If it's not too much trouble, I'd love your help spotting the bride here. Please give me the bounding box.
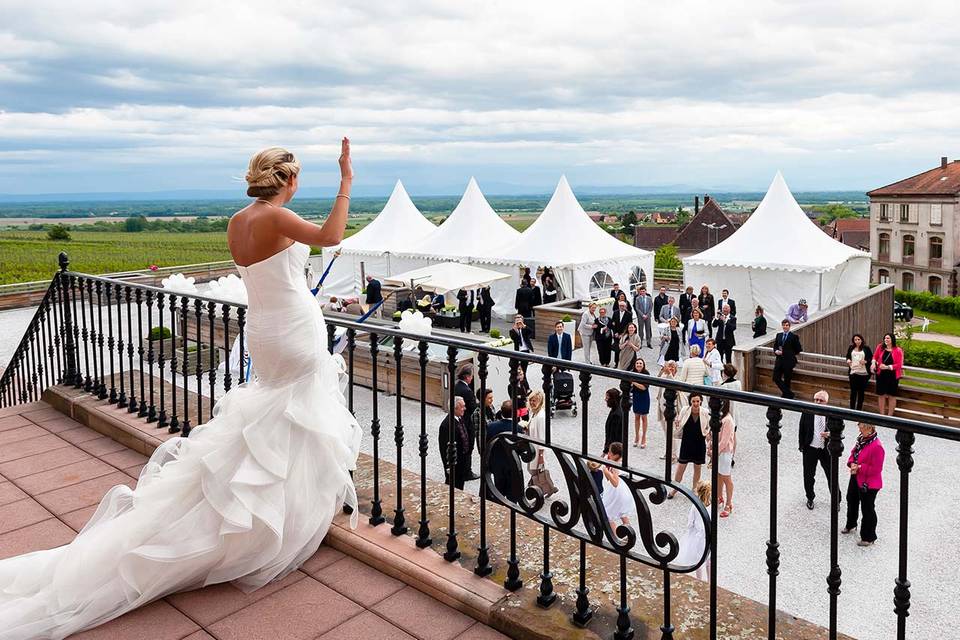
[0,140,361,640]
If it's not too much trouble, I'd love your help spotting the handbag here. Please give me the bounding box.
[528,464,558,497]
[703,374,712,386]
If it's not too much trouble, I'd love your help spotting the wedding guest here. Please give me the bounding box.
[578,302,599,364]
[872,333,903,416]
[508,366,532,420]
[720,364,743,466]
[656,361,687,462]
[846,334,873,410]
[752,305,768,338]
[365,274,383,305]
[601,443,632,532]
[456,288,475,333]
[654,286,669,322]
[472,387,496,447]
[713,400,736,517]
[530,277,543,309]
[658,316,682,366]
[698,286,716,338]
[614,290,632,312]
[713,304,736,364]
[703,338,723,385]
[618,322,642,371]
[633,285,654,348]
[486,415,519,503]
[594,306,614,367]
[717,288,737,318]
[525,390,547,480]
[609,282,623,301]
[678,344,709,386]
[509,315,534,374]
[686,308,707,356]
[630,357,651,448]
[476,286,494,333]
[438,397,470,489]
[798,390,834,510]
[659,296,681,324]
[679,286,695,342]
[454,365,479,480]
[495,399,514,421]
[611,299,633,365]
[773,319,802,399]
[603,388,624,454]
[547,320,573,362]
[670,393,710,498]
[843,422,886,547]
[786,298,809,324]
[542,270,559,304]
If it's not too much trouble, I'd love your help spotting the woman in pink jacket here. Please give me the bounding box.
[842,422,886,546]
[872,332,904,416]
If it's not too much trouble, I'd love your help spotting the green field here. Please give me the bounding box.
[915,311,960,337]
[0,230,235,285]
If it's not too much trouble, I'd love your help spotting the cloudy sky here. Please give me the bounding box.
[2,0,959,196]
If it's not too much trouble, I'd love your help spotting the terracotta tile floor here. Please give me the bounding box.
[0,402,509,640]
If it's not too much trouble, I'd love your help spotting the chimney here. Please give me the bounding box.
[694,196,700,215]
[942,156,949,169]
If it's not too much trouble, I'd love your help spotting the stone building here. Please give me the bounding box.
[867,157,960,295]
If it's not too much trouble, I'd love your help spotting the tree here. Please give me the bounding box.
[675,206,691,227]
[124,215,147,232]
[815,204,858,225]
[621,210,638,234]
[47,224,71,241]
[655,243,682,271]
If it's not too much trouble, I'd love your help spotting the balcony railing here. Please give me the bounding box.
[2,252,954,640]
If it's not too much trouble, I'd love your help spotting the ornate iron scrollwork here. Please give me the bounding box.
[484,432,711,573]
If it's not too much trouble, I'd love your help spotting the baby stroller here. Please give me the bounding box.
[550,369,578,417]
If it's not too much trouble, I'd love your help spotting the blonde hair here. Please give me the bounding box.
[528,389,545,413]
[689,344,701,357]
[245,147,301,198]
[695,480,711,506]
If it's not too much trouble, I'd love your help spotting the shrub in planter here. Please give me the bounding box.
[489,328,501,339]
[561,314,572,323]
[392,311,402,320]
[148,326,172,340]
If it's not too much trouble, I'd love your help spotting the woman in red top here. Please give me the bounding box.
[842,422,886,546]
[872,332,904,416]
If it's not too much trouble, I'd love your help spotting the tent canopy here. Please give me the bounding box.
[336,180,436,254]
[406,177,520,258]
[683,171,869,273]
[492,175,651,267]
[384,262,511,294]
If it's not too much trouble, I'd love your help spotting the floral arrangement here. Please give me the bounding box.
[160,273,198,294]
[484,336,513,348]
[207,274,248,306]
[398,309,433,336]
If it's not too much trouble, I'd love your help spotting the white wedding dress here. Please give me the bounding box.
[0,241,362,640]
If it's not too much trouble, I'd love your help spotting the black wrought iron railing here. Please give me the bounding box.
[1,252,953,640]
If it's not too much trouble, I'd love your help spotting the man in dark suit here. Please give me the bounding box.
[611,300,632,365]
[713,303,737,364]
[773,319,802,398]
[633,285,654,348]
[365,275,383,316]
[514,281,536,338]
[659,296,681,324]
[486,417,521,503]
[530,278,543,309]
[476,286,494,333]
[439,397,470,489]
[509,315,534,374]
[454,365,479,480]
[547,321,573,362]
[718,289,737,319]
[609,283,622,300]
[798,390,839,510]
[456,288,474,333]
[653,286,669,323]
[679,286,694,342]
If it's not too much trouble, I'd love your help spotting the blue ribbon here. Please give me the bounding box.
[310,252,339,296]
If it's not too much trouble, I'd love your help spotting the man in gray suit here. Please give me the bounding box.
[633,285,654,349]
[659,295,681,324]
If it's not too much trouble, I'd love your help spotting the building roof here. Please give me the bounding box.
[829,218,871,234]
[633,225,680,250]
[673,197,739,252]
[867,159,960,197]
[841,231,870,251]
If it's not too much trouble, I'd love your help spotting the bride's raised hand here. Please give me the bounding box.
[339,137,353,182]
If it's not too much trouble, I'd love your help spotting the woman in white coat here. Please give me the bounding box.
[678,344,709,386]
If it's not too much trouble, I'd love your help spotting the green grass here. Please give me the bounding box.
[915,311,960,337]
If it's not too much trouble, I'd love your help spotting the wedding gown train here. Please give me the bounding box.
[0,241,362,640]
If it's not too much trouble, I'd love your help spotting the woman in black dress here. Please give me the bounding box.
[507,366,532,419]
[659,316,682,365]
[594,307,614,367]
[542,270,559,304]
[751,305,767,338]
[669,392,710,498]
[872,332,904,416]
[603,387,625,454]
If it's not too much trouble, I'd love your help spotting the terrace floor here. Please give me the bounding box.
[0,402,508,640]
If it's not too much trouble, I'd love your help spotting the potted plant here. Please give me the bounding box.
[489,328,501,339]
[183,342,221,374]
[392,311,403,321]
[143,326,174,358]
[561,313,576,337]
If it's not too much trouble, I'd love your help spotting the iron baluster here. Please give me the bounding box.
[207,301,216,419]
[661,387,678,640]
[57,255,79,387]
[766,407,783,639]
[84,279,96,393]
[708,395,722,640]
[826,416,845,640]
[369,331,384,525]
[167,293,179,433]
[443,344,460,561]
[95,280,108,399]
[326,323,336,353]
[194,298,203,424]
[136,288,148,416]
[51,274,63,384]
[504,357,522,591]
[77,277,92,391]
[180,296,191,436]
[105,281,117,403]
[346,328,355,413]
[156,292,167,427]
[573,369,593,627]
[391,336,407,535]
[894,430,915,639]
[415,340,432,548]
[126,287,137,412]
[115,285,127,408]
[221,304,233,395]
[236,307,246,383]
[68,273,81,389]
[537,362,556,608]
[474,351,492,577]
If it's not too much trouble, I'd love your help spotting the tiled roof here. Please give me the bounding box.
[867,160,960,196]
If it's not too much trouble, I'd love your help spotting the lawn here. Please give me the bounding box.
[914,310,960,337]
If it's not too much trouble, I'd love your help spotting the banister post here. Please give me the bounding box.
[58,252,79,387]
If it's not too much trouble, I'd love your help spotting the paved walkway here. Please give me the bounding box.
[0,403,507,640]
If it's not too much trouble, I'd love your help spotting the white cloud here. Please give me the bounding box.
[1,0,959,193]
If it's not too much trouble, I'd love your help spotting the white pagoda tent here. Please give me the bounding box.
[489,175,655,309]
[320,180,436,297]
[682,172,871,323]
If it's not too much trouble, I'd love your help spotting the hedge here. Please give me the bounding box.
[902,340,960,372]
[895,290,960,319]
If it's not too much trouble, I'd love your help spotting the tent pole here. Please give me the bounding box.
[818,272,823,311]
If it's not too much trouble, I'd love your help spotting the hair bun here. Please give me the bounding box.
[245,147,300,198]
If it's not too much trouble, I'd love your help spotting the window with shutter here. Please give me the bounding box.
[931,203,943,225]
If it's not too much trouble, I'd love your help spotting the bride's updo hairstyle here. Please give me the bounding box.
[245,147,301,198]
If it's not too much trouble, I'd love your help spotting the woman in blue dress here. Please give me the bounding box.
[687,308,707,357]
[631,357,651,448]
